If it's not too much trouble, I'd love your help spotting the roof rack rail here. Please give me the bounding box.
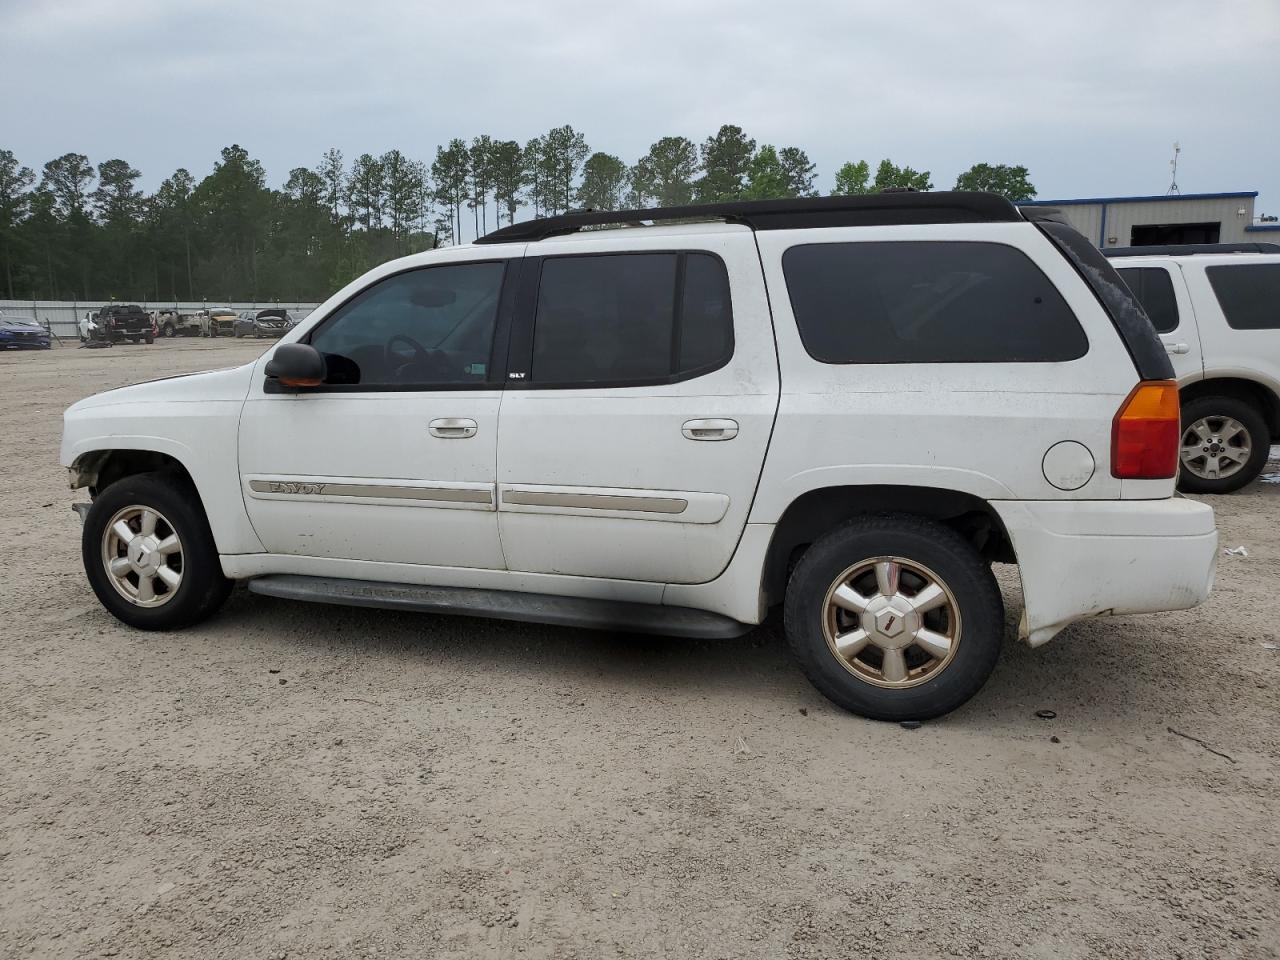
[1102,242,1280,258]
[474,192,1022,245]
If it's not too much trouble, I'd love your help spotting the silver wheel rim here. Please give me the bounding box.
[101,505,184,608]
[1180,416,1251,481]
[822,556,962,689]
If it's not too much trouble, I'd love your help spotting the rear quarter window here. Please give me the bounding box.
[1206,263,1280,330]
[782,240,1088,364]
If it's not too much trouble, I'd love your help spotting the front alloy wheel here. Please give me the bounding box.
[82,471,232,629]
[101,505,184,607]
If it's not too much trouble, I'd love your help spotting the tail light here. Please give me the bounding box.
[1111,380,1180,479]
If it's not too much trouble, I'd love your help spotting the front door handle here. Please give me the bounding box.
[429,418,478,439]
[1163,341,1190,355]
[682,418,739,441]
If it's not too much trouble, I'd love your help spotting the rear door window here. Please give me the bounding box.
[1117,267,1180,334]
[529,252,734,386]
[782,240,1088,363]
[1206,263,1280,329]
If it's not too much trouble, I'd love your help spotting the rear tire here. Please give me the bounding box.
[162,323,175,338]
[82,471,232,630]
[783,514,1004,721]
[144,333,154,345]
[1177,395,1269,494]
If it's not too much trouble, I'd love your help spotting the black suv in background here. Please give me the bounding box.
[94,304,154,344]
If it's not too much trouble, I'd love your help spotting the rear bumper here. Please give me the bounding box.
[992,497,1217,647]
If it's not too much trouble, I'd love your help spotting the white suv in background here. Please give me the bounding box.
[1110,246,1280,492]
[60,194,1218,721]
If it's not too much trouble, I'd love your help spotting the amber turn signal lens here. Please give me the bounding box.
[278,376,324,388]
[1111,380,1180,479]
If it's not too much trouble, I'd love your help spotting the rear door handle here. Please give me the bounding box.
[429,418,478,439]
[682,418,739,441]
[1163,341,1190,355]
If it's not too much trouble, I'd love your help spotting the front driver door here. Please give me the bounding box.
[239,255,518,569]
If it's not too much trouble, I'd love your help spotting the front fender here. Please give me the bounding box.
[62,403,263,557]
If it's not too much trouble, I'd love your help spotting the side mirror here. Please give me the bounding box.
[265,343,327,388]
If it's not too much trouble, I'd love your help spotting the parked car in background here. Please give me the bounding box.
[79,312,103,343]
[1108,247,1280,493]
[0,312,51,349]
[234,308,294,339]
[197,308,238,338]
[154,308,202,338]
[93,304,153,344]
[61,193,1218,722]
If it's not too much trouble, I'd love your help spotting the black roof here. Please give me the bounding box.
[474,192,1022,245]
[1103,242,1280,258]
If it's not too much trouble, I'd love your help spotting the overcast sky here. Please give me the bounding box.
[5,0,1278,224]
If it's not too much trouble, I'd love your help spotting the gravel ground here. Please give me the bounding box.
[2,339,1278,960]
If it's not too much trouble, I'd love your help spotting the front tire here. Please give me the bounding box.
[82,471,232,630]
[1177,396,1269,494]
[783,514,1004,721]
[163,323,176,338]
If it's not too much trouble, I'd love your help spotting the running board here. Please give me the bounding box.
[245,575,751,640]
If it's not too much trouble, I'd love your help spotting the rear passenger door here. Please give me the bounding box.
[1115,264,1204,383]
[494,230,778,585]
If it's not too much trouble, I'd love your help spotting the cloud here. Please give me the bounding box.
[4,0,1278,213]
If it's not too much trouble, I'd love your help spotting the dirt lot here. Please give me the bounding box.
[2,339,1277,960]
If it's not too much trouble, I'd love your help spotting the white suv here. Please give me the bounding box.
[60,194,1218,721]
[1108,246,1280,493]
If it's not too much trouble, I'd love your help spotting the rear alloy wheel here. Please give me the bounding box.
[784,514,1004,721]
[83,471,232,630]
[1177,396,1269,494]
[820,557,961,687]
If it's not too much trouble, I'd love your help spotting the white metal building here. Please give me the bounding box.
[1021,191,1280,250]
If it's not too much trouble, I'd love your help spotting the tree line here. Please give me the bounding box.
[0,124,1036,302]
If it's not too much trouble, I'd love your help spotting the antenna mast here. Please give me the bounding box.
[1166,142,1181,196]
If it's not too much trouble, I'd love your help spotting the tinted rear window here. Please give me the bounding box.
[531,252,733,385]
[1117,267,1180,334]
[1207,264,1280,330]
[782,241,1088,364]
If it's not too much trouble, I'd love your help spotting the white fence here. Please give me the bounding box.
[0,300,321,339]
